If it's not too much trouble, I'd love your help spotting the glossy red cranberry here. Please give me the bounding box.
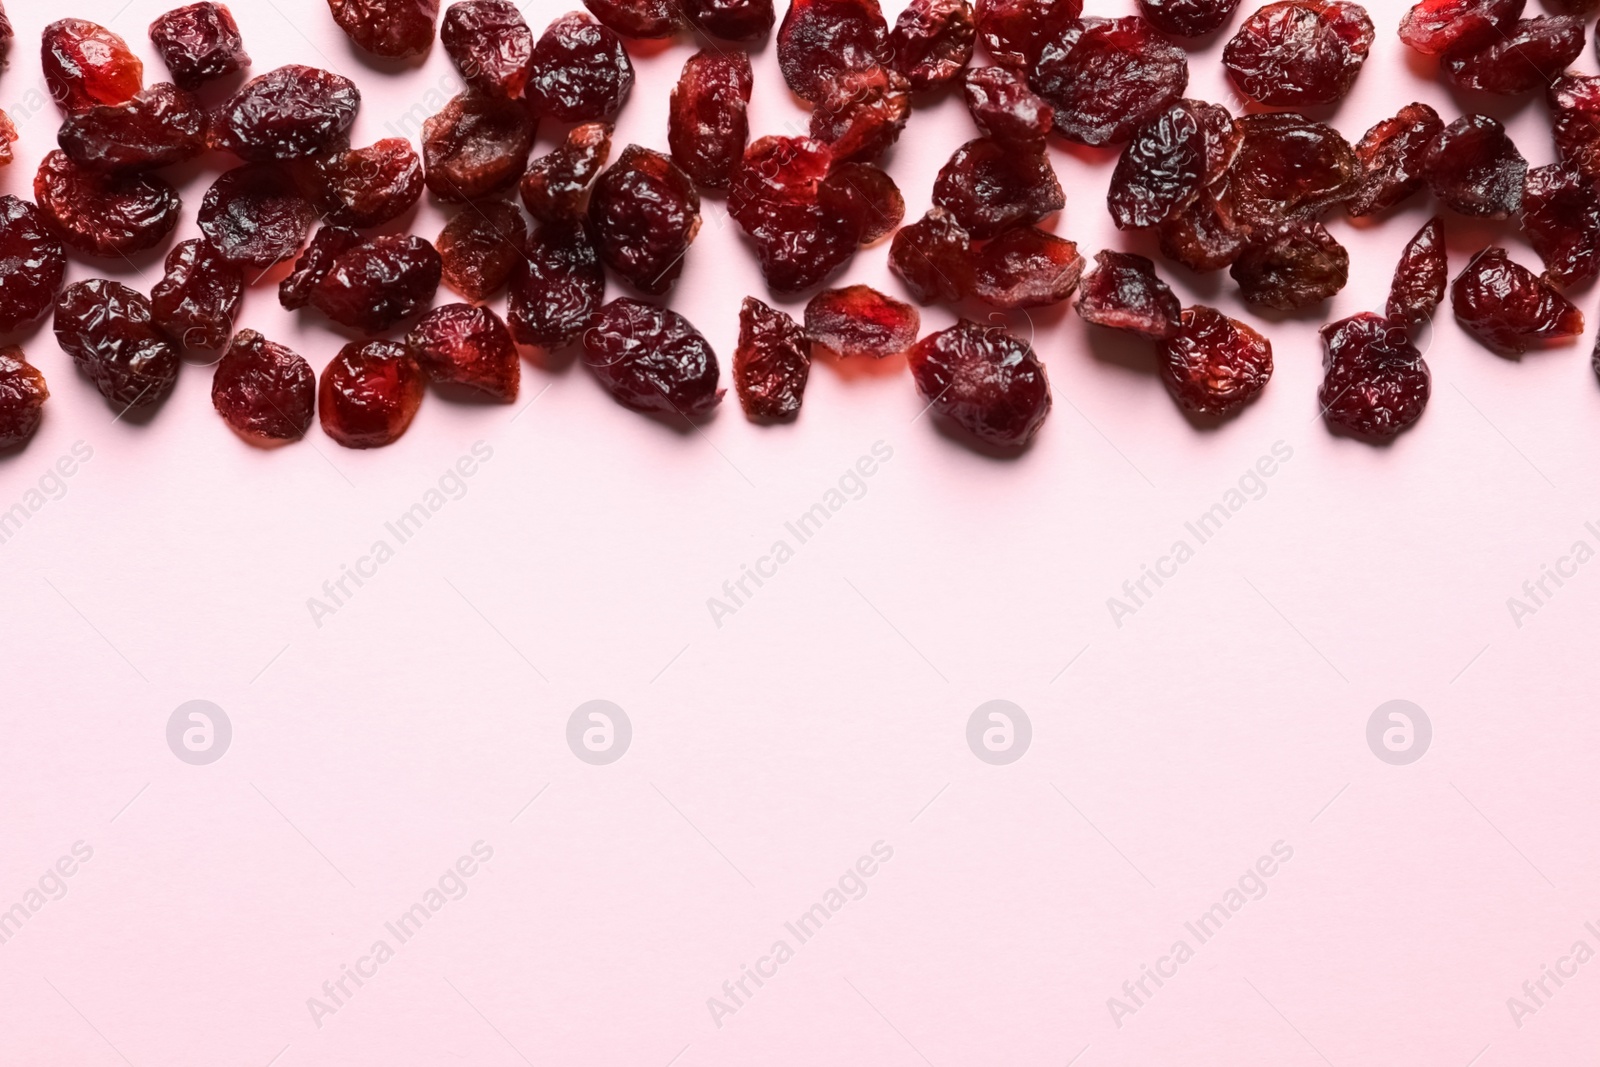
[1522,165,1600,290]
[682,0,775,39]
[442,1,534,96]
[319,341,427,448]
[311,235,443,334]
[932,137,1062,239]
[407,303,519,400]
[1108,98,1237,230]
[1398,0,1523,55]
[778,0,888,103]
[583,299,723,417]
[1075,251,1180,339]
[669,51,752,191]
[963,67,1052,146]
[1319,313,1429,439]
[734,297,810,421]
[907,320,1051,448]
[54,280,180,408]
[1232,220,1348,311]
[1551,75,1600,180]
[805,285,920,358]
[326,0,439,58]
[889,0,975,91]
[149,3,249,90]
[422,92,535,202]
[199,164,316,269]
[1452,247,1583,356]
[1158,306,1271,417]
[0,347,47,448]
[1159,179,1249,273]
[151,239,244,352]
[522,122,612,221]
[0,197,68,333]
[1222,1,1374,107]
[819,162,905,244]
[583,0,683,37]
[1347,103,1442,217]
[1137,0,1241,35]
[1231,113,1358,226]
[437,201,527,302]
[212,331,316,444]
[58,84,206,172]
[971,227,1083,309]
[889,207,972,304]
[1424,115,1526,220]
[1440,16,1583,95]
[34,151,180,258]
[508,221,605,349]
[525,12,634,122]
[728,136,856,292]
[311,140,424,228]
[974,0,1080,72]
[1031,16,1188,147]
[588,145,701,294]
[810,67,910,164]
[280,226,365,311]
[210,66,360,162]
[43,19,143,115]
[1386,217,1446,328]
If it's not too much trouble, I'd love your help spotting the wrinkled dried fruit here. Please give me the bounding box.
[54,280,179,407]
[0,4,9,60]
[1347,103,1442,217]
[319,341,426,448]
[149,3,249,90]
[1030,16,1189,147]
[889,0,975,91]
[437,201,527,301]
[971,227,1082,309]
[509,220,605,348]
[1136,0,1241,36]
[1158,179,1249,272]
[889,207,972,303]
[778,0,888,102]
[311,140,424,228]
[152,239,244,351]
[1108,98,1236,230]
[35,151,180,258]
[407,303,519,400]
[1440,16,1582,96]
[805,285,919,358]
[327,0,439,57]
[932,137,1063,239]
[669,51,752,191]
[1075,250,1180,339]
[280,225,364,311]
[0,347,46,448]
[1522,165,1600,290]
[312,235,443,334]
[199,163,316,268]
[1158,306,1271,416]
[1232,220,1348,311]
[683,0,775,39]
[442,1,534,96]
[734,297,809,420]
[521,122,612,221]
[1386,216,1446,328]
[212,330,315,443]
[525,12,634,122]
[819,163,904,244]
[1222,1,1373,107]
[810,67,910,164]
[422,92,535,202]
[0,198,67,333]
[0,110,14,166]
[1452,247,1583,355]
[1550,75,1600,180]
[963,67,1052,146]
[975,0,1081,72]
[1398,0,1522,56]
[583,0,683,37]
[1231,113,1358,227]
[907,320,1050,447]
[210,66,360,162]
[729,136,856,292]
[583,299,723,416]
[58,84,206,172]
[43,19,143,115]
[1424,115,1525,220]
[589,145,701,294]
[1318,312,1429,438]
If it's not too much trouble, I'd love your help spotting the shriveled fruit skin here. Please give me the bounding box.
[976,0,1081,72]
[932,137,1062,239]
[734,297,809,420]
[508,221,605,349]
[1230,113,1358,227]
[522,122,612,221]
[1159,180,1250,272]
[442,1,534,96]
[199,164,316,269]
[0,347,47,448]
[1347,103,1442,217]
[151,239,244,351]
[1424,115,1525,220]
[777,0,888,103]
[1107,98,1235,231]
[1030,16,1189,147]
[889,208,972,303]
[212,330,315,443]
[319,341,426,448]
[963,67,1052,147]
[1158,306,1271,416]
[326,0,440,58]
[280,225,365,311]
[1550,75,1600,180]
[683,0,775,39]
[54,280,179,408]
[148,3,249,90]
[971,227,1083,309]
[1232,220,1348,311]
[311,140,424,228]
[1440,16,1582,96]
[889,0,976,91]
[805,285,920,358]
[58,84,206,172]
[589,145,701,295]
[1137,0,1241,36]
[1318,313,1429,439]
[0,110,15,166]
[1398,0,1523,55]
[810,67,910,164]
[1075,251,1180,339]
[422,92,535,202]
[582,299,723,417]
[1521,165,1600,290]
[0,197,68,333]
[210,66,360,162]
[437,201,527,302]
[669,51,752,191]
[907,320,1050,448]
[406,303,519,400]
[728,136,856,293]
[312,235,443,334]
[1386,217,1446,328]
[819,163,904,244]
[525,12,634,122]
[583,0,683,38]
[43,19,143,115]
[1222,0,1374,107]
[1451,247,1583,356]
[34,151,180,258]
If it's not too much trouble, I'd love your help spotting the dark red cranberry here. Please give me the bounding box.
[1550,75,1600,180]
[1231,113,1358,227]
[889,0,976,91]
[280,226,365,311]
[1158,306,1271,417]
[682,0,775,39]
[210,66,360,162]
[58,84,206,172]
[1075,251,1180,339]
[407,303,519,401]
[583,0,684,37]
[889,208,972,303]
[932,137,1062,239]
[54,280,179,408]
[1347,103,1443,217]
[588,145,701,295]
[311,235,443,334]
[1222,1,1374,107]
[1522,165,1600,290]
[0,347,47,448]
[1108,98,1236,230]
[582,299,723,417]
[734,297,809,420]
[1319,313,1429,439]
[0,197,68,333]
[963,67,1052,146]
[1232,220,1349,311]
[810,67,911,164]
[43,19,143,115]
[311,140,425,228]
[422,92,536,202]
[212,331,316,444]
[975,0,1080,72]
[525,12,634,122]
[326,0,439,57]
[1386,217,1446,329]
[819,163,905,244]
[319,341,427,448]
[1136,0,1241,36]
[805,285,920,358]
[907,320,1051,448]
[152,239,244,351]
[442,1,534,96]
[521,122,612,221]
[1440,16,1583,96]
[1398,0,1523,56]
[728,136,857,292]
[1159,179,1250,273]
[149,3,249,90]
[669,51,752,191]
[509,221,605,349]
[437,201,527,302]
[1030,16,1189,147]
[971,227,1083,309]
[1424,115,1526,220]
[199,164,316,269]
[34,151,180,258]
[777,0,888,103]
[1451,247,1583,356]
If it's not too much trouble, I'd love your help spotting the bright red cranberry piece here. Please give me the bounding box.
[588,145,701,295]
[437,201,527,302]
[583,299,723,418]
[1231,113,1358,227]
[778,0,888,102]
[805,285,920,358]
[1550,75,1600,181]
[525,12,634,122]
[522,122,612,222]
[199,163,316,269]
[1319,313,1429,439]
[508,221,605,349]
[1398,0,1524,56]
[1522,165,1600,290]
[311,140,424,228]
[1452,247,1583,356]
[0,347,46,448]
[422,92,536,202]
[1425,115,1526,220]
[583,0,684,37]
[1031,16,1189,147]
[54,280,179,408]
[442,1,534,96]
[43,19,143,115]
[151,239,244,352]
[683,0,775,39]
[963,67,1052,146]
[889,207,972,304]
[149,4,249,90]
[1347,103,1442,217]
[319,341,427,448]
[932,137,1062,239]
[907,320,1051,448]
[1137,0,1241,36]
[312,235,443,335]
[1076,251,1180,339]
[971,227,1083,309]
[1223,1,1373,107]
[407,303,519,401]
[1159,179,1250,273]
[1441,16,1583,96]
[212,331,316,444]
[1232,220,1348,311]
[975,0,1081,71]
[819,164,905,247]
[210,66,360,162]
[1108,98,1236,230]
[0,197,67,333]
[889,0,976,91]
[1386,216,1446,329]
[669,51,752,191]
[280,226,365,311]
[34,151,180,258]
[810,67,911,165]
[1158,306,1271,417]
[734,297,810,421]
[58,84,206,173]
[326,0,439,57]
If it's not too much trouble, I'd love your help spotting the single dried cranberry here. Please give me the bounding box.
[319,341,427,448]
[312,235,443,334]
[437,201,527,301]
[810,67,911,164]
[932,137,1063,239]
[1232,220,1348,310]
[422,92,536,202]
[729,136,832,227]
[1318,313,1429,439]
[819,163,905,244]
[0,347,47,448]
[326,0,439,57]
[54,280,179,408]
[583,299,723,417]
[971,227,1083,309]
[805,285,920,358]
[729,137,856,292]
[199,164,316,269]
[683,0,775,39]
[975,0,1081,71]
[1550,75,1600,181]
[1347,103,1442,217]
[1522,165,1600,290]
[734,297,809,420]
[1424,115,1526,220]
[1158,179,1250,272]
[151,239,244,351]
[1386,216,1446,328]
[58,84,206,173]
[1222,1,1373,107]
[407,303,519,400]
[588,145,701,295]
[0,5,12,64]
[149,3,249,90]
[280,226,365,311]
[210,66,360,162]
[669,51,752,191]
[1230,113,1358,227]
[34,151,180,258]
[1440,16,1583,96]
[442,1,534,96]
[907,320,1051,448]
[889,0,975,91]
[889,208,972,303]
[778,0,888,103]
[0,198,67,333]
[521,122,612,221]
[1075,251,1180,339]
[212,331,316,444]
[963,67,1052,146]
[1108,99,1236,231]
[43,19,143,115]
[1398,0,1524,56]
[1158,306,1271,417]
[311,140,424,228]
[1030,16,1188,147]
[1451,247,1583,356]
[525,12,634,122]
[509,221,605,349]
[583,0,684,37]
[1136,0,1241,36]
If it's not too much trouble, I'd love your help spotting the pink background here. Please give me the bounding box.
[3,0,1600,1063]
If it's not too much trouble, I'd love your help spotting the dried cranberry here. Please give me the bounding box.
[810,67,910,164]
[1318,313,1429,439]
[212,331,315,444]
[311,140,424,228]
[525,12,634,122]
[889,207,972,303]
[43,19,143,115]
[1521,165,1600,290]
[0,347,46,448]
[1452,247,1583,356]
[734,297,809,420]
[0,198,67,333]
[521,122,612,221]
[963,67,1052,146]
[422,92,535,202]
[1440,16,1583,96]
[442,1,534,96]
[907,320,1050,448]
[1108,99,1235,231]
[669,51,752,191]
[0,110,15,167]
[280,226,365,311]
[1551,75,1600,181]
[805,285,919,358]
[0,5,12,64]
[583,299,723,417]
[1158,179,1249,272]
[1231,113,1358,227]
[778,0,888,103]
[151,239,243,352]
[889,0,975,91]
[683,0,774,39]
[407,303,519,401]
[975,0,1080,71]
[508,221,605,349]
[1424,115,1526,220]
[1232,220,1347,311]
[971,227,1083,309]
[1386,216,1446,328]
[1222,1,1373,107]
[1347,103,1442,217]
[583,0,684,37]
[1136,0,1241,36]
[57,84,206,174]
[437,201,527,301]
[588,145,701,294]
[54,280,180,408]
[199,164,316,269]
[932,137,1062,239]
[312,235,443,334]
[729,137,856,292]
[1030,16,1188,147]
[35,151,180,258]
[1398,0,1524,56]
[210,66,360,162]
[319,341,426,448]
[819,163,904,244]
[1158,306,1271,417]
[326,0,439,58]
[149,3,249,90]
[1075,251,1180,339]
